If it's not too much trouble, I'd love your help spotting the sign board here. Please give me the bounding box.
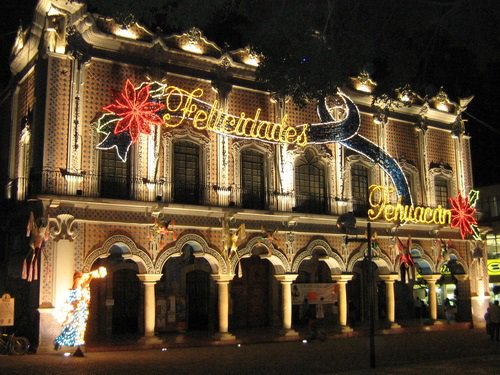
[487,259,500,276]
[0,293,14,326]
[292,283,338,305]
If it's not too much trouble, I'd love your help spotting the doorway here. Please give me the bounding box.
[112,268,139,335]
[186,270,209,330]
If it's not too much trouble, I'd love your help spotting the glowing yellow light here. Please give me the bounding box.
[356,83,372,93]
[161,85,309,146]
[114,27,138,40]
[435,102,450,112]
[368,185,451,225]
[243,55,259,67]
[181,42,203,54]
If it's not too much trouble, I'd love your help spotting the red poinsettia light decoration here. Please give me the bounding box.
[448,192,477,240]
[103,79,165,143]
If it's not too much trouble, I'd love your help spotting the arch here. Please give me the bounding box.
[83,234,153,274]
[155,233,227,274]
[232,140,275,206]
[232,235,289,274]
[291,239,346,274]
[428,165,455,207]
[409,243,434,274]
[437,248,469,275]
[399,160,421,205]
[347,245,393,274]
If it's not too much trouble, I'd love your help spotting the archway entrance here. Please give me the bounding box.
[231,255,271,328]
[293,253,335,326]
[157,244,215,332]
[112,268,140,334]
[186,270,209,330]
[350,259,380,325]
[87,251,141,342]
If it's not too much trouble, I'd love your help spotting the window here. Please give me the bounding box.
[351,164,368,215]
[173,140,200,204]
[403,171,416,204]
[434,177,449,207]
[100,148,130,199]
[241,149,265,209]
[487,234,500,259]
[294,150,327,213]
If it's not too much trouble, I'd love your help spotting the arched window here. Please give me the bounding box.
[173,140,200,204]
[294,149,327,214]
[434,176,449,207]
[351,164,369,215]
[241,149,266,209]
[100,148,130,199]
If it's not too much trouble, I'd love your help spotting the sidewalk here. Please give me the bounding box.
[85,319,473,352]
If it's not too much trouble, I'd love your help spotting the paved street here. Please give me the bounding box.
[1,327,499,374]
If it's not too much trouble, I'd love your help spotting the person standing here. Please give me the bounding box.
[489,300,500,341]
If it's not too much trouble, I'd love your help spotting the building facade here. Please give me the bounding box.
[4,0,489,352]
[477,184,500,302]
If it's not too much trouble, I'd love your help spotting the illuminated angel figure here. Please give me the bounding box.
[396,236,414,284]
[54,267,107,351]
[223,222,246,259]
[150,216,177,243]
[259,226,279,255]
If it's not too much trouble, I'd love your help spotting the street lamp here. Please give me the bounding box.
[337,213,375,369]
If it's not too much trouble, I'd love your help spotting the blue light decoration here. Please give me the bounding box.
[54,287,90,347]
[91,80,412,205]
[309,93,412,205]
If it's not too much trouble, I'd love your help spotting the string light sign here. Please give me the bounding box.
[368,185,480,240]
[93,79,412,204]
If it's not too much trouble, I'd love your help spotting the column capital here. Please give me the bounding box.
[379,273,399,282]
[332,274,354,283]
[274,274,298,283]
[454,274,468,282]
[422,274,441,284]
[212,274,235,283]
[137,274,163,283]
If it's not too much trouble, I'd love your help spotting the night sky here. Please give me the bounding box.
[1,0,499,188]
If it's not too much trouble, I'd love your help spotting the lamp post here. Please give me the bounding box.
[337,214,375,369]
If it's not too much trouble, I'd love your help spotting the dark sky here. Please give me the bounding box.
[1,0,499,188]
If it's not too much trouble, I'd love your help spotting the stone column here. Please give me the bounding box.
[275,274,299,336]
[212,274,236,340]
[423,274,441,323]
[137,274,163,344]
[379,274,400,328]
[332,274,354,333]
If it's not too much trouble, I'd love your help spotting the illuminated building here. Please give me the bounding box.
[4,0,489,352]
[477,185,500,303]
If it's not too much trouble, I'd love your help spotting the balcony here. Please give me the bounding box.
[11,169,365,217]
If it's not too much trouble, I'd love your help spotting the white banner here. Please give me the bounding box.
[292,283,338,305]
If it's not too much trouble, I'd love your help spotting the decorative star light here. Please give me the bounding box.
[104,79,165,142]
[95,80,165,161]
[448,191,479,240]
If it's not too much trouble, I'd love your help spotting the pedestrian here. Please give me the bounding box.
[414,297,422,319]
[301,298,309,325]
[444,298,453,324]
[484,306,492,339]
[489,300,500,341]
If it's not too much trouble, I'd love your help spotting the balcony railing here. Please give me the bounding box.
[12,169,365,216]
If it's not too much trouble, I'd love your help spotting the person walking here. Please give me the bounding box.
[489,300,500,341]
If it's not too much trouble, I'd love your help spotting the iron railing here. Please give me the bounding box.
[13,169,366,217]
